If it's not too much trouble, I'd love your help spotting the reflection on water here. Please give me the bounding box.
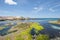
[39,21,60,38]
[0,26,12,36]
[51,25,60,30]
[0,21,17,36]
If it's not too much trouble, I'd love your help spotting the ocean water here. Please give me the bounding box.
[23,18,59,22]
[29,18,59,20]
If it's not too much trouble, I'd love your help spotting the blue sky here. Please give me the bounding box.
[0,0,60,18]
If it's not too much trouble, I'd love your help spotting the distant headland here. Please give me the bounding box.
[0,16,30,21]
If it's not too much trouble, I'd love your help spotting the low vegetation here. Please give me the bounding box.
[1,22,49,40]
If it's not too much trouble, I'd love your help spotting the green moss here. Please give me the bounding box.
[0,25,8,30]
[14,22,45,40]
[0,27,3,30]
[36,34,49,40]
[30,22,44,30]
[5,36,11,40]
[15,28,32,40]
[5,22,46,40]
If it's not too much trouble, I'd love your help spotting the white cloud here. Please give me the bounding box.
[31,7,44,14]
[5,0,17,5]
[49,8,55,12]
[37,7,43,11]
[33,7,38,10]
[49,3,60,12]
[33,7,43,12]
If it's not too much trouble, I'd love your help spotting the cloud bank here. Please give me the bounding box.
[5,0,17,5]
